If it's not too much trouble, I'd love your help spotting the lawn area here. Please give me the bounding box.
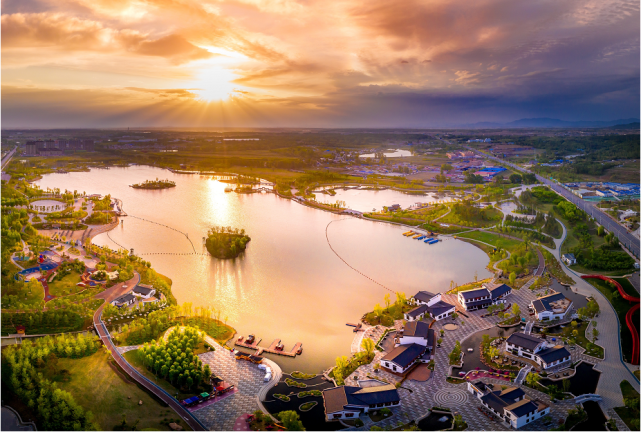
[585,278,640,363]
[439,207,503,228]
[547,321,604,358]
[614,380,640,431]
[541,250,574,285]
[48,270,84,297]
[52,351,189,431]
[455,231,522,252]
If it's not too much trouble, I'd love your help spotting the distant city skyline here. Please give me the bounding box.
[1,0,639,127]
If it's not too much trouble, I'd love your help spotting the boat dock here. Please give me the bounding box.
[346,322,363,332]
[234,335,303,358]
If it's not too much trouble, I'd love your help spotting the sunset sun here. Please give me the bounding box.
[192,67,237,101]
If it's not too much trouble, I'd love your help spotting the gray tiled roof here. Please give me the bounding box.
[506,332,542,351]
[381,343,425,368]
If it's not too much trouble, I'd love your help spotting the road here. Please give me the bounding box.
[463,145,640,257]
[1,146,17,170]
[92,272,206,431]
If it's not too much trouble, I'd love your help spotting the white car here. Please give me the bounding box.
[467,348,474,353]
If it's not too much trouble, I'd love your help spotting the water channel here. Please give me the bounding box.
[35,166,493,372]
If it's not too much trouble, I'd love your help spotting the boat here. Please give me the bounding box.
[224,187,233,192]
[297,344,303,355]
[427,239,439,244]
[275,343,284,351]
[402,231,413,236]
[416,236,426,240]
[246,334,255,344]
[412,234,422,239]
[423,238,434,243]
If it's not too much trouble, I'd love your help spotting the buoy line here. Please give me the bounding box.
[325,219,396,293]
[127,215,196,253]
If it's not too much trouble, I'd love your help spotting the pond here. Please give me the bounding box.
[359,149,412,158]
[452,326,522,374]
[35,166,493,373]
[417,411,453,431]
[318,188,451,212]
[574,401,606,431]
[30,199,66,212]
[263,375,342,431]
[539,362,600,396]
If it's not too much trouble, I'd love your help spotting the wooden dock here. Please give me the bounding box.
[234,335,302,358]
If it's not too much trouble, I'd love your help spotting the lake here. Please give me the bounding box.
[35,166,492,372]
[317,188,453,212]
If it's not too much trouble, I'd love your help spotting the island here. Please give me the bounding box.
[130,179,176,189]
[205,226,251,259]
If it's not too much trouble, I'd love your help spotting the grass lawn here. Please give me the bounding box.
[439,207,503,228]
[614,380,640,431]
[585,278,640,363]
[52,351,189,431]
[48,270,83,296]
[547,322,604,358]
[541,250,574,285]
[455,231,522,252]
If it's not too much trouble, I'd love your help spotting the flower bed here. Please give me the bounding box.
[297,390,322,398]
[285,378,307,388]
[273,394,290,402]
[291,371,316,380]
[299,401,318,412]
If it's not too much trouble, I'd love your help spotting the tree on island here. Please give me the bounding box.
[205,226,251,259]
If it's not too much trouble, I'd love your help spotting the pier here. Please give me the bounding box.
[234,335,303,358]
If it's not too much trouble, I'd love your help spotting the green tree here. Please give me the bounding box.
[525,372,540,387]
[278,411,305,431]
[562,379,570,393]
[384,293,391,310]
[597,225,605,236]
[361,338,375,360]
[512,303,520,317]
[509,272,516,285]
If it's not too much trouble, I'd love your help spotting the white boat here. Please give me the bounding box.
[224,187,233,193]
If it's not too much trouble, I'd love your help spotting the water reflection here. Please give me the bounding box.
[35,166,492,372]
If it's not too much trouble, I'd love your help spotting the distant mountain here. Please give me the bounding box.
[607,122,640,130]
[462,117,640,129]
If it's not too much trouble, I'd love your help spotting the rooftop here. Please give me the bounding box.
[403,320,430,339]
[413,291,439,303]
[506,332,543,351]
[381,343,425,368]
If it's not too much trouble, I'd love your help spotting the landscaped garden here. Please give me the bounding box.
[438,200,503,228]
[546,320,604,358]
[584,277,640,363]
[614,380,640,431]
[364,292,412,326]
[330,338,376,385]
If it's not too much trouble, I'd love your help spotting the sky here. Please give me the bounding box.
[1,0,640,128]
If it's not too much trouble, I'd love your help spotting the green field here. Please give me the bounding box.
[53,351,188,431]
[455,231,522,251]
[48,270,84,297]
[585,278,640,363]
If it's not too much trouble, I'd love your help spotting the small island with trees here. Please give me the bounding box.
[205,226,251,259]
[130,179,176,189]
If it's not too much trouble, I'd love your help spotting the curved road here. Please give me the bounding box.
[92,272,206,431]
[463,145,640,257]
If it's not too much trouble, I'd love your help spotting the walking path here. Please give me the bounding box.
[92,272,207,431]
[540,219,639,409]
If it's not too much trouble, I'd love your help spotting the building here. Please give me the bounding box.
[380,321,435,374]
[322,384,400,420]
[133,284,156,299]
[406,291,455,321]
[111,293,136,308]
[561,253,577,265]
[457,283,512,311]
[530,292,573,321]
[505,332,571,370]
[467,381,550,429]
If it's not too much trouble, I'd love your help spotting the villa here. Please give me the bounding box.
[561,254,577,265]
[133,284,156,299]
[457,283,513,311]
[380,321,435,374]
[529,292,573,321]
[505,332,571,370]
[111,293,136,308]
[322,384,400,420]
[467,381,550,429]
[406,291,455,321]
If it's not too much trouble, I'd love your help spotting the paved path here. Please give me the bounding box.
[91,273,207,432]
[540,219,639,409]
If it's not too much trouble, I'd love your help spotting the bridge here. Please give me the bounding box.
[572,394,602,404]
[514,365,532,384]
